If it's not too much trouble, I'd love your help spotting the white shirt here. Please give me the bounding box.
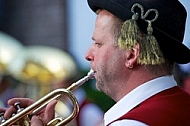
[104,75,177,126]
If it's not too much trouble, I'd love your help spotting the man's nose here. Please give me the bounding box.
[85,47,94,61]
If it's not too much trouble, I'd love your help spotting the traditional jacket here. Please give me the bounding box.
[110,86,190,126]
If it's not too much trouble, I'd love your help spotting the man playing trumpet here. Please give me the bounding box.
[1,0,190,125]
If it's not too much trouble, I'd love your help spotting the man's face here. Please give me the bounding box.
[85,10,127,99]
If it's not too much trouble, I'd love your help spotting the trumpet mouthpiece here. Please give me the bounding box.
[87,69,95,79]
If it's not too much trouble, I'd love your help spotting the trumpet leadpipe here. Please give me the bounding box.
[67,69,95,91]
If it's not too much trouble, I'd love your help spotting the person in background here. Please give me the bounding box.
[1,0,190,126]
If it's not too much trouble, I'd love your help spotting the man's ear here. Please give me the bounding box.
[125,43,140,68]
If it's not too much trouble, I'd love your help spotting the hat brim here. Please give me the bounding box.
[158,35,190,64]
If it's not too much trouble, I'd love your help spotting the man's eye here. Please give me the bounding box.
[95,43,101,47]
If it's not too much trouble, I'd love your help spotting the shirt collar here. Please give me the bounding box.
[104,75,177,125]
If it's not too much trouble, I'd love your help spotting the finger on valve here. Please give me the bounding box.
[2,98,34,119]
[7,98,34,107]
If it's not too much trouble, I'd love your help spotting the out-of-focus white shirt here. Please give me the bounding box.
[104,75,177,126]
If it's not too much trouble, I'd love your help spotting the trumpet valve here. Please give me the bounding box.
[13,102,31,126]
[14,102,24,113]
[0,113,6,123]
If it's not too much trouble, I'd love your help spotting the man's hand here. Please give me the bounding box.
[0,98,57,126]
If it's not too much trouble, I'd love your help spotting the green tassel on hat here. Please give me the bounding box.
[138,8,165,65]
[118,13,141,50]
[138,21,165,65]
[118,3,165,65]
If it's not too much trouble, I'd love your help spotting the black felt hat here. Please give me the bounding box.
[87,0,190,64]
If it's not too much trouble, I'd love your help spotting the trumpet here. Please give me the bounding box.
[0,69,95,126]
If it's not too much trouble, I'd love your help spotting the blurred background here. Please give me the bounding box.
[0,0,189,125]
[0,1,114,125]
